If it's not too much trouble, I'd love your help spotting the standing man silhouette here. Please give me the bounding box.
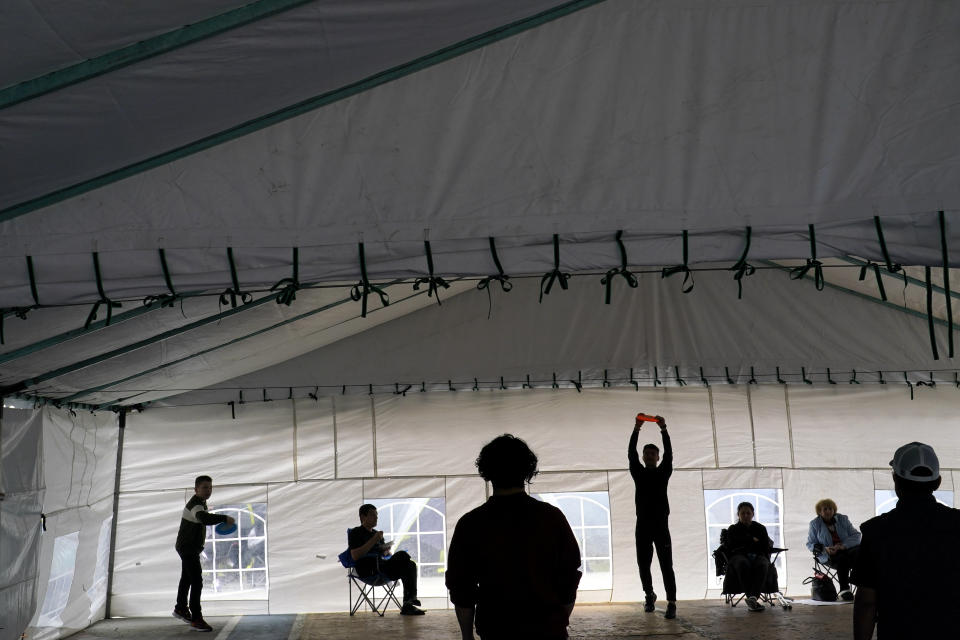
[628,414,677,619]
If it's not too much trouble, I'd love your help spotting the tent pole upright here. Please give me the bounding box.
[105,408,126,619]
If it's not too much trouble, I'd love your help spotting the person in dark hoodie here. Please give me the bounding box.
[853,442,960,640]
[446,434,582,640]
[173,475,234,632]
[628,414,677,619]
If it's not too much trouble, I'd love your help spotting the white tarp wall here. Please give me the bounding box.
[0,409,43,640]
[13,408,119,640]
[113,384,960,614]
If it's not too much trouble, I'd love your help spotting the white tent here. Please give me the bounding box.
[2,1,960,638]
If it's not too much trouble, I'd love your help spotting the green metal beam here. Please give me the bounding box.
[0,296,193,366]
[836,255,960,302]
[0,0,315,110]
[0,0,609,224]
[72,281,419,407]
[759,260,955,329]
[0,291,284,397]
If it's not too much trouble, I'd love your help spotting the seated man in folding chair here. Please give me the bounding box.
[349,504,424,615]
[724,501,774,612]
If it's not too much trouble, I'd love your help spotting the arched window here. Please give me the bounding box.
[534,492,613,590]
[875,489,953,515]
[202,504,268,596]
[704,489,784,589]
[368,497,447,597]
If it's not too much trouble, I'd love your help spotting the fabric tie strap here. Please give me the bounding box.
[219,247,252,308]
[602,230,639,304]
[540,234,570,302]
[270,248,301,306]
[661,230,694,293]
[412,240,450,304]
[350,242,390,317]
[85,252,122,329]
[729,226,755,299]
[789,224,824,290]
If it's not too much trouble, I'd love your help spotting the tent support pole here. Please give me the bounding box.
[105,408,126,619]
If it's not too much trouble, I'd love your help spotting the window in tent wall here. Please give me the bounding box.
[367,498,447,597]
[532,492,613,590]
[37,531,79,627]
[874,490,953,515]
[703,489,784,589]
[203,504,268,598]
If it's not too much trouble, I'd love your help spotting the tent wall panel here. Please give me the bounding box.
[749,386,793,468]
[710,387,753,468]
[109,490,186,617]
[107,385,960,614]
[294,398,336,481]
[791,385,960,468]
[332,395,375,479]
[267,480,362,614]
[0,409,43,640]
[22,408,117,640]
[121,402,294,492]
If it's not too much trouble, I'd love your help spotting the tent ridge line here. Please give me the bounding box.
[0,0,609,224]
[0,0,316,111]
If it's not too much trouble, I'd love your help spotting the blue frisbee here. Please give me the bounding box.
[215,521,237,536]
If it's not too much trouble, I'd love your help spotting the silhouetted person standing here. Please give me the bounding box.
[852,442,960,640]
[446,434,582,640]
[628,414,677,619]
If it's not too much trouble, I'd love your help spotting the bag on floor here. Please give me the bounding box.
[803,573,837,602]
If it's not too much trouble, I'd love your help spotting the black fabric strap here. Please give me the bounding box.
[789,224,824,290]
[26,255,39,305]
[729,227,755,299]
[413,240,450,304]
[540,234,570,302]
[662,230,694,293]
[602,230,639,303]
[858,261,887,301]
[270,247,301,306]
[926,265,940,360]
[85,252,122,329]
[940,211,953,357]
[219,247,252,308]
[349,243,390,318]
[143,248,180,307]
[477,237,512,318]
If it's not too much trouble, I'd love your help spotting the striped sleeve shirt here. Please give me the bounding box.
[175,494,228,553]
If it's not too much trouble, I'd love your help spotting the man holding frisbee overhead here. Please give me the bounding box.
[174,475,234,632]
[629,413,677,619]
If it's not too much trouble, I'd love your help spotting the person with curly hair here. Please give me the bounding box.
[805,498,860,600]
[446,434,582,640]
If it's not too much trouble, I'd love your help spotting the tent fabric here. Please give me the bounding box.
[0,0,582,214]
[2,1,960,311]
[0,409,43,640]
[111,384,960,616]
[161,269,956,408]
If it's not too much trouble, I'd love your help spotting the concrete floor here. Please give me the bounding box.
[62,601,866,640]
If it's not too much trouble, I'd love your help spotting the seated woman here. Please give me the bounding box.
[725,501,774,612]
[805,498,860,600]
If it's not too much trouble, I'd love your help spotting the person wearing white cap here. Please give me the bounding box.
[852,442,960,640]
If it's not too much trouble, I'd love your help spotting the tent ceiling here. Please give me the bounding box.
[2,1,960,408]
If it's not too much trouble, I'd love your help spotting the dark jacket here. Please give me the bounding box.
[175,495,228,554]
[446,492,582,639]
[852,494,960,638]
[628,429,673,518]
[724,521,772,556]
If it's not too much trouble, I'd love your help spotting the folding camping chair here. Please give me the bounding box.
[713,529,793,610]
[808,544,854,600]
[338,534,402,616]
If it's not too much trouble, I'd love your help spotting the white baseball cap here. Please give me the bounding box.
[890,442,940,481]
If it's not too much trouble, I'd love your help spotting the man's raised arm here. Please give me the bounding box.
[658,417,673,474]
[628,419,641,470]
